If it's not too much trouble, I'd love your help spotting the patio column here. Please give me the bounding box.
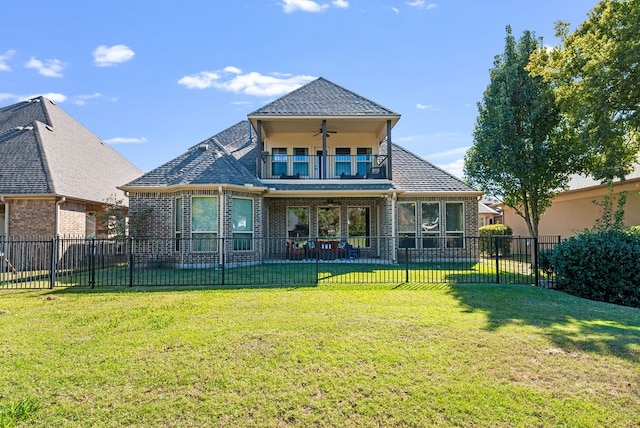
[322,120,327,179]
[386,119,392,180]
[256,120,262,178]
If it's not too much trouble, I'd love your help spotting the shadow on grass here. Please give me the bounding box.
[447,284,640,362]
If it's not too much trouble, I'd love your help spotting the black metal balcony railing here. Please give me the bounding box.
[260,154,388,180]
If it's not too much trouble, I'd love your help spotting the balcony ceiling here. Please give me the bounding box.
[250,117,398,141]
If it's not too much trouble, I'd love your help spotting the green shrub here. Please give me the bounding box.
[479,224,513,257]
[550,230,640,308]
[629,225,640,235]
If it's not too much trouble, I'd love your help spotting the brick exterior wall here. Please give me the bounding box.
[7,199,56,238]
[58,201,87,237]
[129,191,480,265]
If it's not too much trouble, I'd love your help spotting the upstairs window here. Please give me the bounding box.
[272,148,287,176]
[292,148,309,176]
[335,148,351,176]
[356,148,372,176]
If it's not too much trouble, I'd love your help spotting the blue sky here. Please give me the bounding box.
[1,0,598,177]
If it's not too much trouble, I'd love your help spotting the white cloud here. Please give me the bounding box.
[92,44,135,67]
[416,103,440,111]
[280,0,329,13]
[0,93,14,101]
[25,57,66,78]
[406,1,437,9]
[0,50,16,72]
[21,92,68,103]
[73,92,103,106]
[178,71,221,89]
[428,146,470,159]
[105,137,148,145]
[390,7,399,14]
[437,158,465,179]
[332,0,348,8]
[179,67,316,97]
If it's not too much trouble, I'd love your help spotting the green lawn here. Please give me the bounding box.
[1,283,638,427]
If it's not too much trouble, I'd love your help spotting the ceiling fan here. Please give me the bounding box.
[313,128,337,137]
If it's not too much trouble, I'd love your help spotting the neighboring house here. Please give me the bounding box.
[501,164,640,238]
[0,97,143,238]
[478,200,502,227]
[121,78,481,264]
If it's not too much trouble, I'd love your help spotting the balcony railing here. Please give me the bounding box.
[260,154,388,180]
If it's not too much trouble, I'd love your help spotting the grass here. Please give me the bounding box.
[0,283,638,427]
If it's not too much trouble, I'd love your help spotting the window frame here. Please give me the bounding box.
[335,147,351,176]
[190,196,218,253]
[292,147,309,177]
[175,197,182,251]
[272,147,288,176]
[445,201,465,249]
[232,197,254,251]
[421,201,440,249]
[317,206,341,238]
[397,201,417,248]
[347,206,371,248]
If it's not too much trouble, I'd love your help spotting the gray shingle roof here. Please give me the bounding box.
[0,97,143,202]
[124,121,262,188]
[385,142,477,193]
[249,77,399,117]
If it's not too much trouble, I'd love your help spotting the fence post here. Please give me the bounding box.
[495,236,500,284]
[221,237,225,286]
[405,244,409,283]
[315,238,319,285]
[533,236,539,286]
[129,236,134,287]
[90,237,96,289]
[49,235,58,289]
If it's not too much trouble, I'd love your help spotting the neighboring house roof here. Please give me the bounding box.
[0,97,142,203]
[248,77,400,117]
[565,161,640,192]
[479,201,501,215]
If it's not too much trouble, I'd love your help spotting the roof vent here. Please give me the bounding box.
[198,144,209,151]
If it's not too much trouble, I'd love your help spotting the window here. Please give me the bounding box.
[232,198,253,250]
[292,148,309,176]
[445,202,464,248]
[398,202,416,248]
[421,202,440,248]
[272,148,287,176]
[191,196,217,252]
[287,207,310,240]
[318,206,341,238]
[175,198,182,251]
[85,213,96,239]
[356,148,372,176]
[348,207,370,247]
[335,148,351,176]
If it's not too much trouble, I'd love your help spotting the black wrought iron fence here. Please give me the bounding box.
[0,235,560,289]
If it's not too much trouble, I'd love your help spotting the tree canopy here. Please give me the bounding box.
[529,0,640,180]
[464,26,575,237]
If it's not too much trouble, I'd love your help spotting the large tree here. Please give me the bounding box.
[529,0,640,180]
[464,26,577,238]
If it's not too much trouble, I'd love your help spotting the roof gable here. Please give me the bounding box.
[248,77,399,117]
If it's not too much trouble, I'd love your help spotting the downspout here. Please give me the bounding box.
[218,186,224,266]
[55,197,66,236]
[0,196,8,238]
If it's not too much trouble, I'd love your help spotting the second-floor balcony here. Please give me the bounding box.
[260,153,388,180]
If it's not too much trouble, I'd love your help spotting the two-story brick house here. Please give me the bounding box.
[121,78,481,265]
